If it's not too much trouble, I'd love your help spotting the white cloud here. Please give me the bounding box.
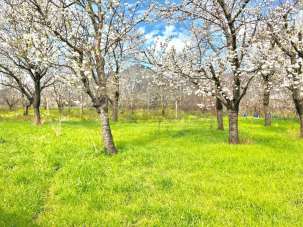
[296,10,303,28]
[144,24,191,53]
[163,25,175,37]
[137,26,145,35]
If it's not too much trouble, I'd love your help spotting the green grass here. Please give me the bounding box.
[0,109,303,226]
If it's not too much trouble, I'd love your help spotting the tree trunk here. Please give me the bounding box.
[300,114,303,138]
[22,95,32,116]
[228,110,239,144]
[80,103,84,118]
[175,99,179,119]
[130,98,134,114]
[68,92,72,114]
[161,106,165,117]
[292,89,303,138]
[24,104,30,116]
[264,104,271,127]
[45,98,50,116]
[97,105,117,154]
[34,104,41,125]
[263,89,271,127]
[112,91,119,122]
[160,91,165,117]
[216,98,224,130]
[147,91,150,114]
[161,95,165,117]
[80,60,117,154]
[33,82,41,125]
[80,93,84,118]
[7,103,14,111]
[58,104,64,116]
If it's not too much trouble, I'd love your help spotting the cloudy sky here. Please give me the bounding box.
[140,22,191,52]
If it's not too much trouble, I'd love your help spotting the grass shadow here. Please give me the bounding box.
[0,209,39,227]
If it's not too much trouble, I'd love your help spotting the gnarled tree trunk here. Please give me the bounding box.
[228,109,239,144]
[97,104,117,154]
[33,81,41,125]
[33,103,41,125]
[216,98,224,130]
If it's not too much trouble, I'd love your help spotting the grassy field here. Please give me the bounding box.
[0,109,303,226]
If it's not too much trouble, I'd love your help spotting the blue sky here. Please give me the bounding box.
[135,0,294,53]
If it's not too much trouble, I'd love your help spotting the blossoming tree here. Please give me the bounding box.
[23,0,152,153]
[267,1,303,137]
[0,1,58,124]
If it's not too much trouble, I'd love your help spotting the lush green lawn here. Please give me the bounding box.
[0,110,303,226]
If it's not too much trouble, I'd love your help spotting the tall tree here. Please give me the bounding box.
[267,1,303,137]
[108,33,143,122]
[0,2,57,124]
[251,37,279,127]
[25,0,152,153]
[158,0,264,143]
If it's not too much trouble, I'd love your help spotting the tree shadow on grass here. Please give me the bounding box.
[47,119,302,154]
[51,120,99,128]
[236,127,303,152]
[0,209,39,227]
[118,123,302,154]
[117,127,228,152]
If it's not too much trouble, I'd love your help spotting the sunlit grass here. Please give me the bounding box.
[0,109,303,226]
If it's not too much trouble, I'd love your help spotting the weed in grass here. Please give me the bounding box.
[0,137,5,144]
